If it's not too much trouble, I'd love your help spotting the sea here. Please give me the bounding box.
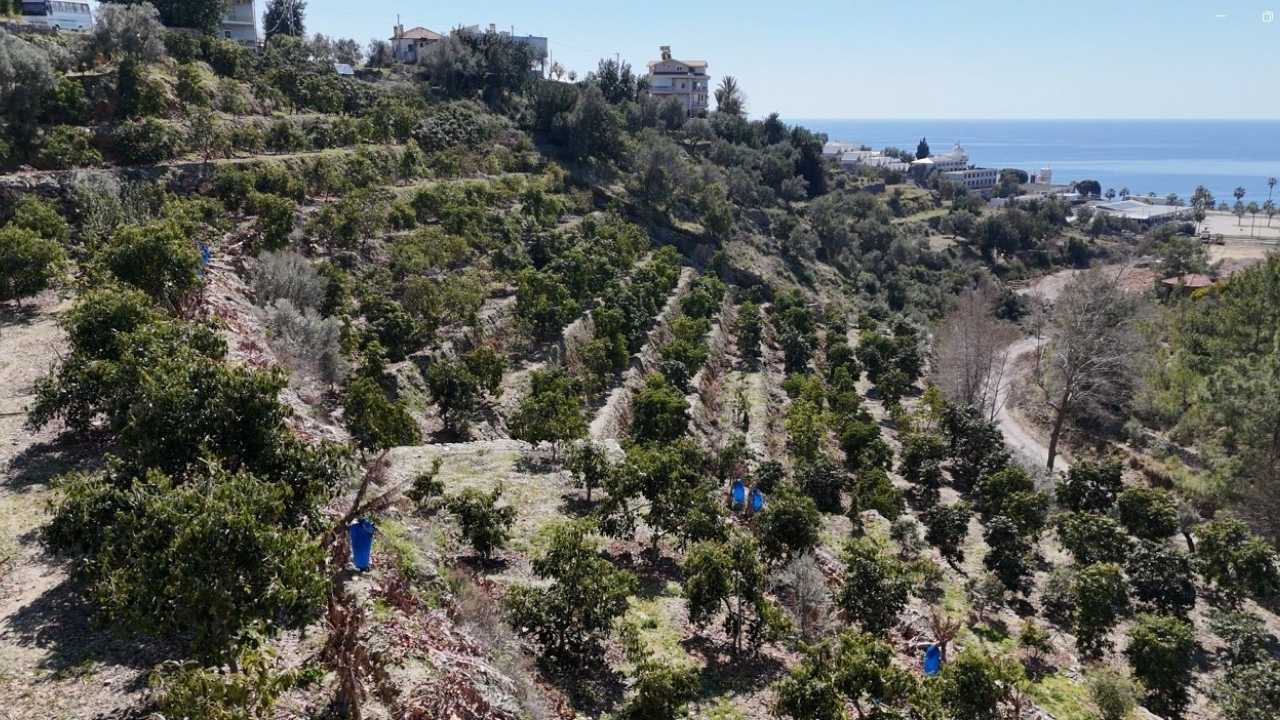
[792,119,1280,206]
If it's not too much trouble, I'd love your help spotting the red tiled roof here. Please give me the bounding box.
[394,27,443,41]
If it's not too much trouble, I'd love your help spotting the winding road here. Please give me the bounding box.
[993,336,1069,473]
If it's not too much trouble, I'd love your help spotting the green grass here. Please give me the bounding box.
[1027,673,1095,720]
[616,595,696,674]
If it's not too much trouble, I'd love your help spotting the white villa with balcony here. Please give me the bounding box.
[646,46,708,116]
[220,0,258,47]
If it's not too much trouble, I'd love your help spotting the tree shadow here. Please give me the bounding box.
[5,433,105,491]
[537,655,627,715]
[0,302,40,329]
[558,492,596,518]
[606,548,683,599]
[5,572,178,686]
[684,635,787,695]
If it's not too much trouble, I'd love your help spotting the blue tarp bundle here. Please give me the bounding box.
[923,644,941,676]
[731,479,746,509]
[349,518,375,571]
[749,487,765,513]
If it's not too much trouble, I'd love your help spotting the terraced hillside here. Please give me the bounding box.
[2,10,1277,720]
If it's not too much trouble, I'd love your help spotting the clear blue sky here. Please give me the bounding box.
[297,0,1278,119]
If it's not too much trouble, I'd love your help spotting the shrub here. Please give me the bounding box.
[685,531,790,655]
[36,125,102,169]
[755,484,821,564]
[175,62,212,106]
[1073,562,1130,657]
[0,226,65,306]
[1126,540,1196,616]
[8,196,68,243]
[342,376,421,452]
[41,76,89,125]
[503,519,637,663]
[631,373,689,444]
[96,220,202,306]
[923,501,971,567]
[1056,457,1123,512]
[1055,512,1131,566]
[115,53,165,118]
[150,648,297,720]
[1117,486,1179,540]
[266,299,346,385]
[267,117,307,152]
[249,192,297,250]
[773,629,919,720]
[253,250,327,310]
[509,369,587,447]
[44,462,330,663]
[736,301,763,360]
[113,118,181,164]
[838,537,913,632]
[1196,516,1280,604]
[1215,658,1280,720]
[1085,667,1138,720]
[448,486,516,561]
[86,3,167,61]
[1125,613,1196,719]
[413,103,493,152]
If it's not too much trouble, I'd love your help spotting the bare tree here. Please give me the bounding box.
[1032,269,1144,471]
[931,285,1020,421]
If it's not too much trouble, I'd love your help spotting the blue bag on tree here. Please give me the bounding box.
[731,479,746,509]
[923,644,942,676]
[749,487,765,513]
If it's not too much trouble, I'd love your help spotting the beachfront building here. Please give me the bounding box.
[911,143,970,175]
[1092,198,1195,225]
[219,0,259,47]
[823,141,857,159]
[646,46,709,116]
[390,23,445,64]
[943,167,999,191]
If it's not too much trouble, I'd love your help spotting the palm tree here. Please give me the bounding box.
[714,76,745,117]
[1233,187,1248,226]
[1264,200,1276,228]
[1247,201,1260,236]
[1119,187,1130,199]
[1267,177,1277,206]
[1105,188,1116,200]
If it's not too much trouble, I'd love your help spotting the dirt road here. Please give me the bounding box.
[994,337,1069,473]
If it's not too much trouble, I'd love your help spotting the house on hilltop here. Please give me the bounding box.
[390,23,444,64]
[221,0,258,47]
[646,46,709,116]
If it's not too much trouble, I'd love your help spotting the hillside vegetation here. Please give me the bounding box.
[1,6,1278,720]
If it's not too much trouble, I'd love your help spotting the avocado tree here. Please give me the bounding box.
[838,538,914,633]
[0,225,65,307]
[685,531,789,655]
[448,485,516,561]
[1125,613,1196,719]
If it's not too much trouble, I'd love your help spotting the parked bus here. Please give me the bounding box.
[21,1,94,32]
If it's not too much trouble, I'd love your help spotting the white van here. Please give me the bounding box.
[21,1,95,32]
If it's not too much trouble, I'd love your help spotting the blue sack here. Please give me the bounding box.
[349,518,375,571]
[923,644,941,676]
[731,479,746,508]
[749,488,764,513]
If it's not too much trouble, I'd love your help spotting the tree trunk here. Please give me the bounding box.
[1182,529,1196,553]
[1046,392,1071,472]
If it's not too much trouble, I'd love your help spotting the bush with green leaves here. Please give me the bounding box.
[8,195,69,243]
[1055,511,1131,566]
[736,301,763,361]
[95,219,202,307]
[564,442,611,503]
[938,647,1026,720]
[1126,539,1197,616]
[847,466,905,524]
[448,486,517,561]
[36,125,103,169]
[150,647,299,720]
[425,347,505,435]
[1195,516,1280,604]
[773,629,919,720]
[1215,657,1280,720]
[44,461,330,663]
[899,431,946,508]
[838,537,913,632]
[631,373,690,444]
[0,225,65,306]
[1085,667,1139,720]
[983,515,1035,594]
[1125,613,1196,719]
[941,404,1010,492]
[113,117,181,164]
[249,192,297,251]
[1073,562,1131,657]
[1056,457,1124,512]
[509,368,587,447]
[600,440,718,550]
[175,62,212,106]
[685,531,790,655]
[754,484,821,564]
[503,519,637,663]
[343,375,421,452]
[1117,486,1179,541]
[923,501,971,567]
[412,103,494,152]
[361,297,421,362]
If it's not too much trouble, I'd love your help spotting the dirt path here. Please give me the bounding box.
[993,337,1068,472]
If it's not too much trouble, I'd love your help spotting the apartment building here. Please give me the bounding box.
[220,0,258,47]
[646,46,709,116]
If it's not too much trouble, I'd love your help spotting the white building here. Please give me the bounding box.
[911,142,970,174]
[390,23,445,64]
[943,167,999,191]
[823,141,857,159]
[220,0,258,47]
[1092,199,1194,225]
[646,46,709,116]
[836,149,908,173]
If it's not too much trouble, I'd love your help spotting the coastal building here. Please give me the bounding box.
[220,0,259,47]
[390,23,445,64]
[1092,199,1194,225]
[459,24,550,75]
[835,149,909,173]
[646,46,709,116]
[823,141,857,159]
[910,143,970,175]
[943,167,999,191]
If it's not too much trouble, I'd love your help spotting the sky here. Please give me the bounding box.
[236,1,1280,118]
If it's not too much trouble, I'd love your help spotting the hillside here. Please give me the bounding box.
[2,8,1279,720]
